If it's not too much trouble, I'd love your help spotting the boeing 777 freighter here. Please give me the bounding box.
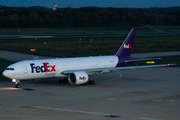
[3,28,175,88]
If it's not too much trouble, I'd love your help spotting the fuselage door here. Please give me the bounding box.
[22,65,28,78]
[23,66,28,74]
[23,65,28,75]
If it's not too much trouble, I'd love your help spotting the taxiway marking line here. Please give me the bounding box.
[163,101,166,120]
[107,100,118,119]
[0,103,163,120]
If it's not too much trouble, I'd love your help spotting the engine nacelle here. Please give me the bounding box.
[68,71,89,85]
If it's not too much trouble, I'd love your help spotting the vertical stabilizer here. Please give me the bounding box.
[116,28,137,57]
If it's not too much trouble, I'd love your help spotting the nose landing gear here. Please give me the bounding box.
[15,82,21,88]
[12,79,21,88]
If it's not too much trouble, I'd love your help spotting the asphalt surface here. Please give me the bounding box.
[0,50,180,62]
[0,67,179,120]
[0,51,180,120]
[0,32,180,39]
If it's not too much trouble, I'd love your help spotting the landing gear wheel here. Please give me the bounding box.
[15,84,21,88]
[59,79,63,83]
[59,78,68,83]
[91,80,95,85]
[86,80,95,85]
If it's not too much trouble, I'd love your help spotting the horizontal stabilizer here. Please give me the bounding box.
[33,57,40,60]
[124,58,161,62]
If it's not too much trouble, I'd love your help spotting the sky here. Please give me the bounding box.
[1,0,180,8]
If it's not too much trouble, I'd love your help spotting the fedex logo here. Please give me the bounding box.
[79,76,87,80]
[123,44,132,48]
[30,62,56,73]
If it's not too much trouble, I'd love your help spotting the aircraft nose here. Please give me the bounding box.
[3,70,10,78]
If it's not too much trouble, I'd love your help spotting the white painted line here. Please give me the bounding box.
[0,103,163,120]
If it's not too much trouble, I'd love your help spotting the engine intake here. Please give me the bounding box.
[68,71,89,85]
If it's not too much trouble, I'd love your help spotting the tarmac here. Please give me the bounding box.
[0,50,180,120]
[0,50,180,62]
[0,32,180,39]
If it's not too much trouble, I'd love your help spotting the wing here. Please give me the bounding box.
[61,64,176,75]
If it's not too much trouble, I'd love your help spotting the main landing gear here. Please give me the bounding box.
[86,77,95,85]
[12,79,21,88]
[86,80,95,85]
[59,78,69,83]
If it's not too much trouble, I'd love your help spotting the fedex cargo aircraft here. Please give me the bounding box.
[3,28,175,88]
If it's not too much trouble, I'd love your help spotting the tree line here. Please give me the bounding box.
[0,6,180,28]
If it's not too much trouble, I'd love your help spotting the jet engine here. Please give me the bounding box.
[68,71,89,85]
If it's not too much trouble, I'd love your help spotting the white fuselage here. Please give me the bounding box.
[3,56,118,80]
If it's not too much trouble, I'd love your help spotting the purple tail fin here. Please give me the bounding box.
[116,28,137,57]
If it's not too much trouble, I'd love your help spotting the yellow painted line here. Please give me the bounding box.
[152,99,162,102]
[152,99,176,102]
[166,100,176,102]
[107,98,116,100]
[119,73,122,77]
[120,98,129,101]
[163,101,166,120]
[107,100,118,119]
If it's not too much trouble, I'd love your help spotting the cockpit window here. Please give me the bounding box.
[6,68,14,70]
